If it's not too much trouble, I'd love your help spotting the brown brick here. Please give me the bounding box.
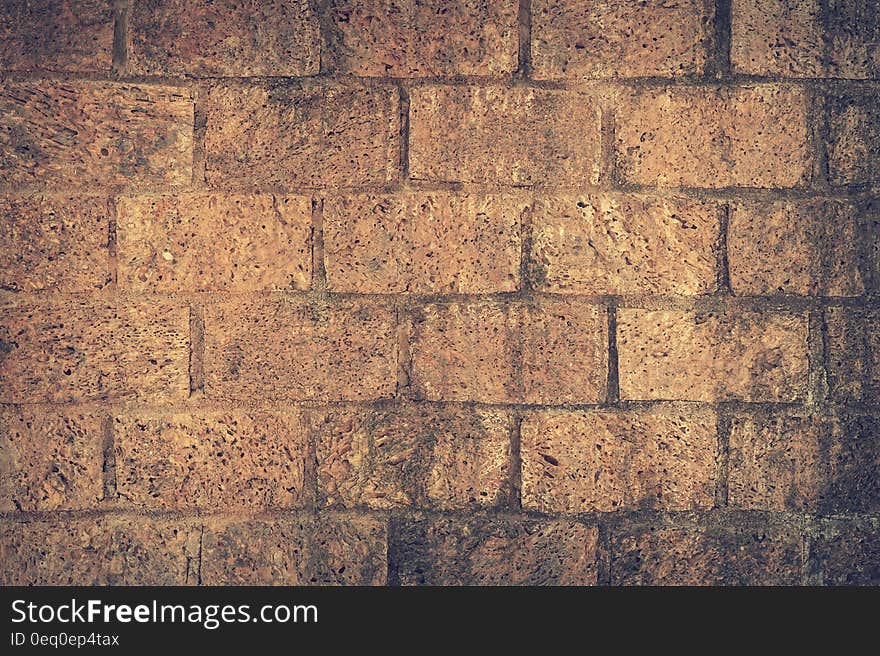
[129,0,320,76]
[825,307,880,403]
[323,192,524,294]
[204,83,399,189]
[826,0,880,79]
[0,518,200,585]
[0,0,113,73]
[327,0,517,77]
[396,517,598,585]
[617,308,809,402]
[409,86,601,185]
[316,404,509,510]
[827,89,880,186]
[115,410,310,511]
[0,194,110,292]
[117,194,312,293]
[0,408,103,512]
[521,408,717,513]
[0,81,193,189]
[203,296,397,401]
[729,199,864,297]
[615,85,812,188]
[611,525,802,585]
[530,194,720,295]
[201,517,387,585]
[0,298,189,403]
[409,300,606,404]
[532,0,712,79]
[810,521,880,586]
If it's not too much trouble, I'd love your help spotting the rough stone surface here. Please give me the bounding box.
[617,308,809,402]
[204,83,399,189]
[531,0,712,79]
[0,81,193,189]
[825,307,880,404]
[203,297,397,401]
[0,298,189,403]
[521,408,717,513]
[129,0,320,76]
[396,517,599,585]
[409,85,601,185]
[810,521,880,585]
[0,408,104,512]
[117,194,312,292]
[327,0,517,77]
[316,405,510,510]
[827,89,880,186]
[323,192,524,294]
[615,85,812,188]
[530,194,720,295]
[0,194,110,292]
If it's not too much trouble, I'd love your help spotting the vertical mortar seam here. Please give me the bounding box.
[516,0,531,80]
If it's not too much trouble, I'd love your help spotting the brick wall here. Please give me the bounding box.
[0,0,878,586]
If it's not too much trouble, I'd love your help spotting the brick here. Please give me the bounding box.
[0,81,193,189]
[521,407,717,513]
[0,0,113,73]
[611,525,802,585]
[323,192,524,294]
[396,517,598,585]
[810,521,880,586]
[117,194,312,293]
[729,199,864,297]
[826,0,880,79]
[0,298,189,403]
[0,518,200,585]
[530,194,720,295]
[316,405,510,510]
[129,0,320,76]
[409,300,606,404]
[615,86,812,188]
[617,308,809,402]
[203,297,397,401]
[825,307,880,404]
[0,194,110,292]
[114,410,310,511]
[327,0,517,77]
[204,83,399,189]
[0,408,103,511]
[532,0,712,79]
[201,517,387,585]
[409,86,601,185]
[827,89,880,186]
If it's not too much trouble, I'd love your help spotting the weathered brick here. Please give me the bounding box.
[825,307,880,403]
[0,194,110,292]
[0,408,103,512]
[617,308,809,402]
[204,83,399,189]
[611,525,802,585]
[0,81,193,188]
[827,89,880,186]
[0,518,200,585]
[129,0,320,76]
[0,0,113,73]
[530,194,720,295]
[615,86,812,188]
[327,0,517,77]
[201,517,387,585]
[729,199,864,297]
[323,192,524,294]
[0,298,189,403]
[316,405,510,510]
[115,410,310,511]
[810,521,880,586]
[396,517,598,585]
[409,86,601,185]
[826,0,880,79]
[203,297,397,401]
[409,300,606,403]
[521,408,717,513]
[117,194,312,292]
[532,0,712,79]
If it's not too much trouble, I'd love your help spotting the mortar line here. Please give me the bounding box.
[192,84,208,188]
[716,202,732,294]
[188,304,205,395]
[605,302,620,405]
[100,414,117,502]
[398,82,410,184]
[809,308,830,407]
[311,196,327,294]
[111,0,129,76]
[516,0,532,80]
[596,520,612,585]
[709,0,732,80]
[107,197,118,290]
[509,413,523,511]
[395,304,413,400]
[715,411,731,508]
[385,515,401,586]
